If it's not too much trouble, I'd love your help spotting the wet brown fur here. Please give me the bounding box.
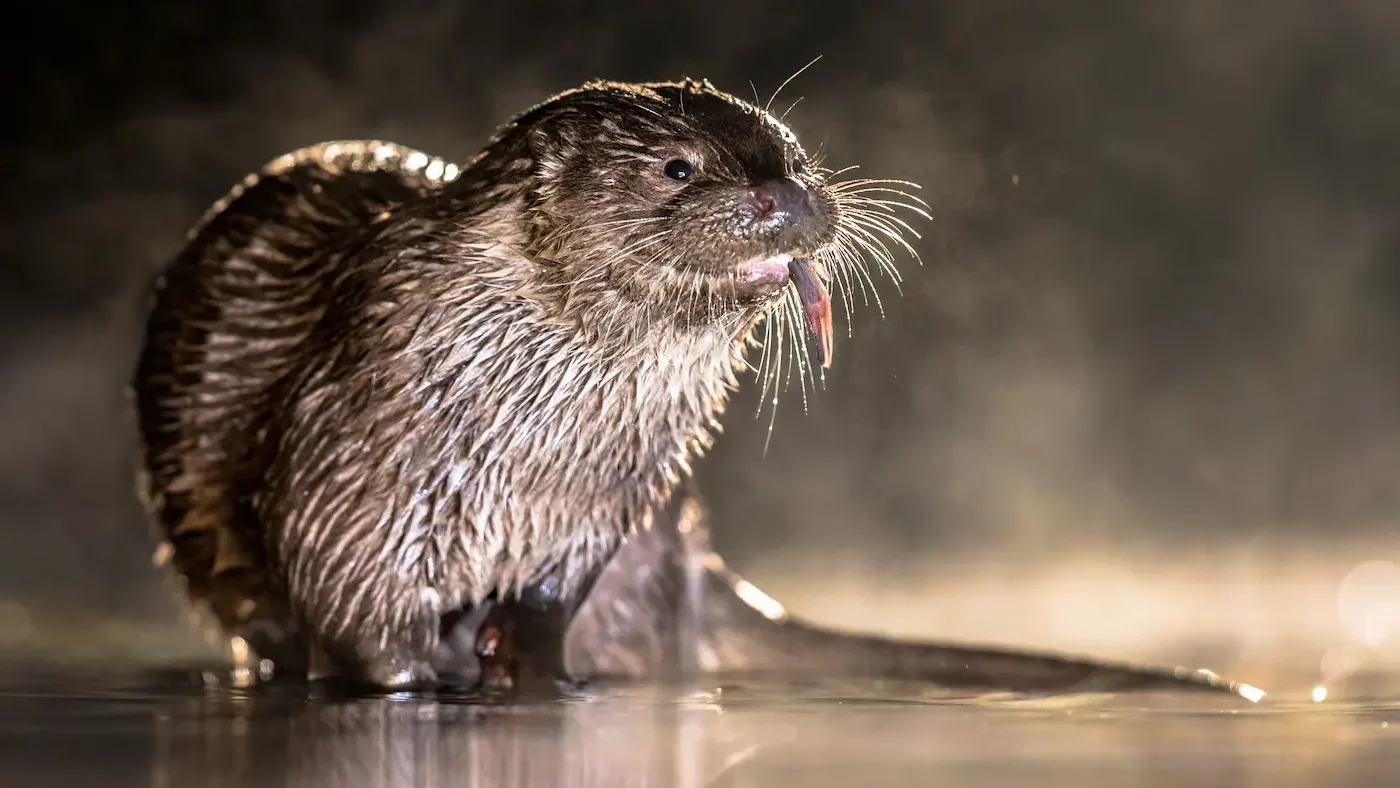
[132,79,909,686]
[131,78,1266,701]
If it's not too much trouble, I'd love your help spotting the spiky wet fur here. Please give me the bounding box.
[133,78,928,684]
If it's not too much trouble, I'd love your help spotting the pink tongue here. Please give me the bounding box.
[787,258,833,368]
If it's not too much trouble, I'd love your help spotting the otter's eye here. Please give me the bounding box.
[663,158,695,182]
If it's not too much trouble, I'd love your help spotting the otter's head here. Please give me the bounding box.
[479,78,925,369]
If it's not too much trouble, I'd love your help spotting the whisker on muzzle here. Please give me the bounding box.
[746,167,928,440]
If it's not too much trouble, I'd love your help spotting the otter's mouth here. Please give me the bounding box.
[739,253,834,368]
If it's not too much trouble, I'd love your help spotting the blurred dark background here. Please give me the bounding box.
[3,0,1400,683]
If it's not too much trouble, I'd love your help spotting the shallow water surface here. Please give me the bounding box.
[0,667,1397,787]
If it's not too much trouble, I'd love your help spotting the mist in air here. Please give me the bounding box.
[3,0,1400,691]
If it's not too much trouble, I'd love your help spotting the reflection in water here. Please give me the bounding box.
[2,670,1398,788]
[150,682,775,788]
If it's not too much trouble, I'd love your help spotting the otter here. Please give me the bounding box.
[132,78,1261,700]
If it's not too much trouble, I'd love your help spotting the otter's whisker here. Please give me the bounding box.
[836,222,902,277]
[782,287,815,412]
[764,55,822,114]
[828,175,927,193]
[753,312,776,401]
[831,183,931,206]
[840,204,929,248]
[834,231,889,318]
[761,306,786,455]
[828,175,929,193]
[842,211,921,269]
[834,215,924,274]
[817,247,857,338]
[832,193,929,222]
[836,195,932,227]
[845,231,908,289]
[829,236,874,309]
[758,311,781,412]
[821,163,862,180]
[780,96,804,122]
[835,226,898,278]
[779,292,800,392]
[835,194,933,226]
[756,316,778,414]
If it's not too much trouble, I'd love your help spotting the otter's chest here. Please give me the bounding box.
[356,307,742,597]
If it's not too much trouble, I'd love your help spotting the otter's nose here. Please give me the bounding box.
[748,178,812,222]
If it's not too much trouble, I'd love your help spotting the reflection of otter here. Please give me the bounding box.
[141,679,1280,788]
[132,78,1258,699]
[148,685,787,788]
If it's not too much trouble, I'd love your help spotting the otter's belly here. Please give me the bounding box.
[433,477,658,610]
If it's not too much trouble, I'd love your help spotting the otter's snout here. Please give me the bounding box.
[747,178,813,224]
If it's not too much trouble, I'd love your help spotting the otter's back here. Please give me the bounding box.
[132,141,461,662]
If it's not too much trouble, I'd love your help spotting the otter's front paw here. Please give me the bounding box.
[324,618,443,690]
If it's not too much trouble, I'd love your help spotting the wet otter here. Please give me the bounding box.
[133,78,1261,700]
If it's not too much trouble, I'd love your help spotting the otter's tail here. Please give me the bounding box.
[686,562,1259,698]
[563,488,1263,701]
